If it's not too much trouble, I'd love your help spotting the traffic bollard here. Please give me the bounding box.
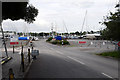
[28,48,31,63]
[21,46,24,72]
[9,68,15,80]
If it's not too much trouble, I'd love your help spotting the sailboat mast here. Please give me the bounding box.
[81,10,87,33]
[51,22,54,38]
[63,20,69,38]
[63,20,68,33]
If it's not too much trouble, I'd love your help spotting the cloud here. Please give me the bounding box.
[2,0,118,32]
[34,19,49,26]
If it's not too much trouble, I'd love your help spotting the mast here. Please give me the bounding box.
[63,21,68,33]
[81,10,87,33]
[63,20,69,38]
[51,22,54,38]
[55,22,57,36]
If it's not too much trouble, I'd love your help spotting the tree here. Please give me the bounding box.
[2,2,38,23]
[75,31,80,35]
[82,31,87,35]
[90,30,94,34]
[101,4,120,40]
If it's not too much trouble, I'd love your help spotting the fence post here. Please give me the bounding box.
[28,48,30,63]
[9,68,15,80]
[21,45,24,72]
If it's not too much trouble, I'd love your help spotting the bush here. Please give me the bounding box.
[46,37,53,42]
[51,40,70,45]
[63,40,70,45]
[51,40,58,44]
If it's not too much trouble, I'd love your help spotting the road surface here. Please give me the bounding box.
[25,39,118,79]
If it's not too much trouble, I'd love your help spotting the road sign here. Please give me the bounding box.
[118,42,120,47]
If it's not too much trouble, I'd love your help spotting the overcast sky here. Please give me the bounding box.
[2,0,118,33]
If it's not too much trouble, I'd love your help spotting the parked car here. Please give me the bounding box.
[32,37,39,41]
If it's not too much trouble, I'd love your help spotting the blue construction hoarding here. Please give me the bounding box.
[18,37,29,40]
[55,36,62,40]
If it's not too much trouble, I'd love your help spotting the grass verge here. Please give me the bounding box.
[97,51,120,58]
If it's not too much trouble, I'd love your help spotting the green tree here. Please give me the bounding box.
[2,2,38,23]
[101,4,120,40]
[90,30,94,34]
[82,31,87,35]
[75,31,80,35]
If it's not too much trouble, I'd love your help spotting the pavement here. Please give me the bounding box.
[0,38,32,79]
[25,39,119,80]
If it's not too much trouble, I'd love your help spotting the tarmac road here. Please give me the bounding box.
[25,39,118,79]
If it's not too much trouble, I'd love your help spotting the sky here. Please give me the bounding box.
[2,0,119,33]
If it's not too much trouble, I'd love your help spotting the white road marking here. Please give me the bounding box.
[56,51,63,54]
[67,56,85,65]
[102,73,113,79]
[50,48,54,50]
[50,48,64,54]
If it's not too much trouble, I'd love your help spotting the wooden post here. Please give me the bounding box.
[28,48,30,63]
[13,45,14,53]
[21,45,24,72]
